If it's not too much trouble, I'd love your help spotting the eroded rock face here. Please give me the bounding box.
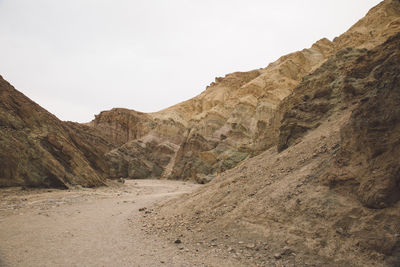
[88,0,400,183]
[169,132,218,182]
[0,77,113,188]
[88,108,155,147]
[279,33,400,209]
[337,34,400,209]
[106,138,177,179]
[277,47,368,152]
[2,1,399,187]
[150,29,400,267]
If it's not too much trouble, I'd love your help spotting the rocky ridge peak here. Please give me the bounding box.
[88,0,400,183]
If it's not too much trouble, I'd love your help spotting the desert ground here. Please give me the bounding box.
[0,180,247,267]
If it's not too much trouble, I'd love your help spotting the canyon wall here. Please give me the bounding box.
[89,0,400,183]
[1,0,399,187]
[0,77,114,188]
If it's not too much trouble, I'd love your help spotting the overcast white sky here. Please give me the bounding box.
[0,0,382,122]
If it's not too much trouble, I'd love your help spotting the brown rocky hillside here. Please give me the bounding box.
[0,0,399,191]
[0,1,399,265]
[0,76,115,188]
[147,31,400,267]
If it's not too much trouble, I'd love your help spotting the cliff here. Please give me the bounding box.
[90,0,400,183]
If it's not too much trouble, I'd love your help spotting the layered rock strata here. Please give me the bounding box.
[90,0,400,182]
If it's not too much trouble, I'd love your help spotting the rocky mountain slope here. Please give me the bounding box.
[89,0,400,183]
[0,76,115,188]
[0,1,399,265]
[147,31,400,267]
[0,0,398,190]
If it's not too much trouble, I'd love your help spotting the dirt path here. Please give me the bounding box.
[0,180,236,267]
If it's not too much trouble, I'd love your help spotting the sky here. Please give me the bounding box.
[0,0,382,122]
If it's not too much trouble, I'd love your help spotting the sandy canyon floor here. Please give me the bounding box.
[0,180,248,267]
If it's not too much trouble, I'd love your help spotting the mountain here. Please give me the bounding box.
[0,0,399,191]
[0,0,398,265]
[149,29,400,267]
[89,0,400,183]
[0,76,115,188]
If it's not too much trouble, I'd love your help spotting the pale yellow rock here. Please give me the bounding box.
[89,0,400,182]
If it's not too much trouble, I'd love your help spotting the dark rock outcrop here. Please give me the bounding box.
[0,76,113,188]
[278,33,400,209]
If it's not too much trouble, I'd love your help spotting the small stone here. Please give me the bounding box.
[246,244,255,249]
[282,246,293,255]
[174,239,182,244]
[274,253,281,259]
[139,207,147,212]
[336,227,344,235]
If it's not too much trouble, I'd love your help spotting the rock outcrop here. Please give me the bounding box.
[278,31,400,210]
[88,108,155,147]
[0,76,114,188]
